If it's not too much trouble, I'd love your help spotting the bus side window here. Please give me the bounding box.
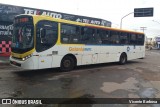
[88,29,97,44]
[95,30,102,44]
[61,24,70,43]
[81,27,90,44]
[81,28,101,44]
[84,28,99,44]
[71,26,80,44]
[130,34,137,45]
[110,31,119,44]
[120,32,129,45]
[98,30,109,44]
[137,34,144,45]
[61,24,81,44]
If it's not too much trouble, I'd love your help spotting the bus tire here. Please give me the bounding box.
[60,56,75,71]
[119,53,127,65]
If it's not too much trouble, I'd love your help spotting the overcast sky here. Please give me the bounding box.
[1,0,160,38]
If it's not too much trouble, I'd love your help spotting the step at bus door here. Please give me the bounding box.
[38,54,52,69]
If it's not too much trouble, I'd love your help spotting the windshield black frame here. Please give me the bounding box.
[11,16,34,54]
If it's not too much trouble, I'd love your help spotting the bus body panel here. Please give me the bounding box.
[10,45,145,69]
[10,56,34,69]
[38,55,52,69]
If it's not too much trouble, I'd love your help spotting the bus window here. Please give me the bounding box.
[94,30,102,44]
[98,30,110,44]
[120,32,129,45]
[61,24,81,44]
[71,26,81,44]
[81,27,97,44]
[61,24,71,43]
[130,34,137,45]
[110,31,119,44]
[36,20,58,52]
[137,34,144,45]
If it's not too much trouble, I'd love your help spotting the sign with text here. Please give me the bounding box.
[1,98,160,104]
[134,8,153,17]
[0,3,111,27]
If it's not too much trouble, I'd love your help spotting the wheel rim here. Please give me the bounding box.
[63,59,71,68]
[61,56,75,71]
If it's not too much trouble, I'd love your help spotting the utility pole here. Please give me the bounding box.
[140,27,147,33]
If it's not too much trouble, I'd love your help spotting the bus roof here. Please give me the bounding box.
[17,14,144,35]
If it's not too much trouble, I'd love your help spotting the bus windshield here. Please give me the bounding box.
[11,16,34,53]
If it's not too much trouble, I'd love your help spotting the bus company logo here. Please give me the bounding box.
[127,47,130,52]
[69,47,92,51]
[2,99,11,104]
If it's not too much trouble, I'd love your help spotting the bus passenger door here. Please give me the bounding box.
[36,20,58,69]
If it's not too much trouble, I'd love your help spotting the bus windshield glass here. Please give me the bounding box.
[11,16,34,53]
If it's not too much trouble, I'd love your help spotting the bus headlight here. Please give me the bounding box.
[22,54,32,61]
[22,58,25,61]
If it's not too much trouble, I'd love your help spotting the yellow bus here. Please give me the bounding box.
[10,14,145,71]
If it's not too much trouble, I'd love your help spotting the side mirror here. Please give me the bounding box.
[39,28,46,43]
[40,28,46,38]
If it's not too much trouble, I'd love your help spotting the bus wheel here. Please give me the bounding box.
[119,53,127,65]
[60,56,75,71]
